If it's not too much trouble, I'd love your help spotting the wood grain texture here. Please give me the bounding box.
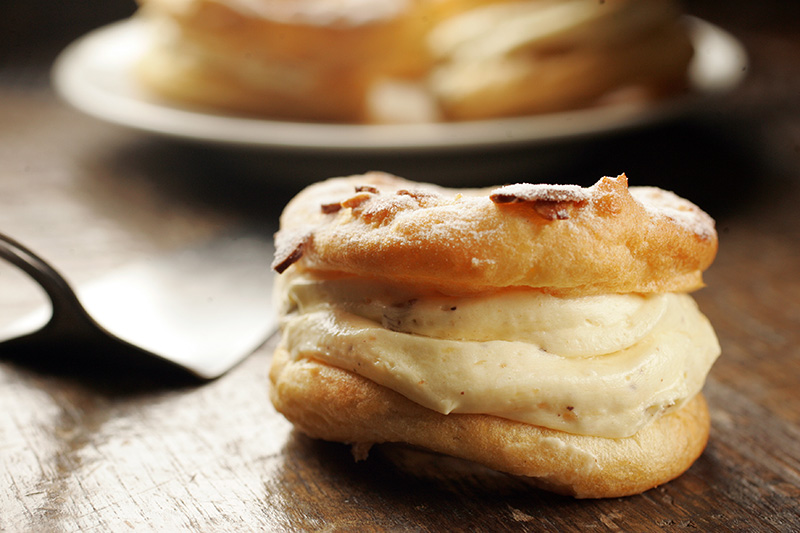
[2,0,799,530]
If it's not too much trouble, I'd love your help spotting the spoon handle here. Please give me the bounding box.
[0,232,87,324]
[0,233,170,375]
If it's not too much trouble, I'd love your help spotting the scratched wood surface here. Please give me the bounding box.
[2,1,799,531]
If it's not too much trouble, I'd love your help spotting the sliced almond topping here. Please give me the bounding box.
[355,185,380,194]
[321,202,342,214]
[533,201,573,220]
[341,192,374,209]
[272,230,311,273]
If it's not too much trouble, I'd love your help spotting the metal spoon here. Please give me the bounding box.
[0,230,276,380]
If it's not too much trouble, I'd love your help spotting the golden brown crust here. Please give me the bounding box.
[273,172,717,295]
[269,347,710,498]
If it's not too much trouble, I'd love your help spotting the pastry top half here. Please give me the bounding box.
[273,172,717,296]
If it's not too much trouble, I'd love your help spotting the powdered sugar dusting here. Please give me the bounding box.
[490,183,592,204]
[630,187,716,239]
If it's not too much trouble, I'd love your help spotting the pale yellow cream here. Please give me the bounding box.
[276,270,720,438]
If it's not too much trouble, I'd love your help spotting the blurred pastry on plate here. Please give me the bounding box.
[427,0,695,120]
[268,172,720,498]
[134,0,694,123]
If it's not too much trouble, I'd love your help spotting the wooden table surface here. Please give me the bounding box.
[2,1,799,530]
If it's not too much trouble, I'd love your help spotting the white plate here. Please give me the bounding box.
[52,17,747,153]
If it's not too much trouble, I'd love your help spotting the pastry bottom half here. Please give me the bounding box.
[269,346,710,499]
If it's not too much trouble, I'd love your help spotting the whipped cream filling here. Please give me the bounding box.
[277,270,720,438]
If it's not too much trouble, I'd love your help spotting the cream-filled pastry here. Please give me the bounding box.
[269,172,720,498]
[133,0,694,122]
